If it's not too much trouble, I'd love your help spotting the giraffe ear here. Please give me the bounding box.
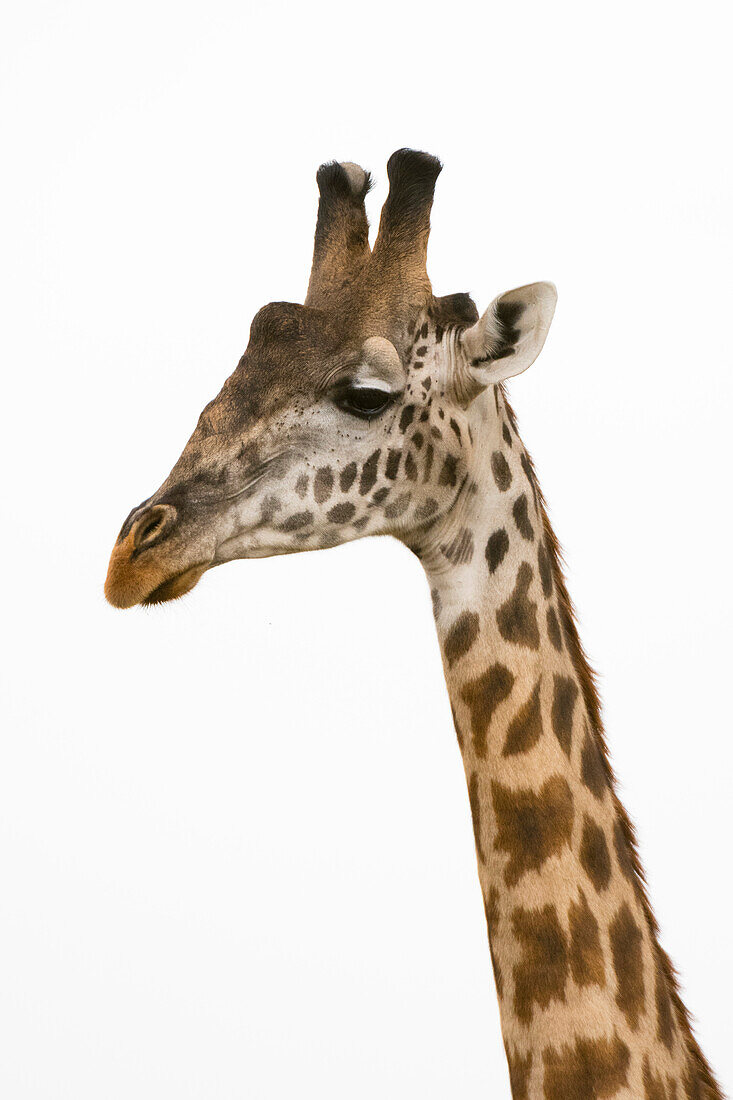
[459,282,557,394]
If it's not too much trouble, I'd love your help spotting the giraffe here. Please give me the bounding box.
[105,149,724,1100]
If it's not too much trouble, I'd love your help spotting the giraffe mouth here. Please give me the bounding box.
[141,564,210,606]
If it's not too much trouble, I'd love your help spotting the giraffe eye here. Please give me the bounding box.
[335,385,394,419]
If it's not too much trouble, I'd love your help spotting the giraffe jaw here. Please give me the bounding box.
[140,563,210,606]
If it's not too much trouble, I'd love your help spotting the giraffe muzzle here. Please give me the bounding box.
[105,501,210,609]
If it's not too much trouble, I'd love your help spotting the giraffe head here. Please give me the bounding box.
[105,150,556,608]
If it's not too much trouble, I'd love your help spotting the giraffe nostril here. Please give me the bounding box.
[140,516,163,541]
[131,504,177,551]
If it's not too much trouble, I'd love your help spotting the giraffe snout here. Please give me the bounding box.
[104,500,210,609]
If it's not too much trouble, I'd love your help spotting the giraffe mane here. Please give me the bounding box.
[503,386,725,1100]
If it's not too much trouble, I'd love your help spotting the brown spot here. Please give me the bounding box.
[581,724,608,800]
[644,1057,679,1100]
[491,450,512,491]
[502,421,513,448]
[438,454,458,487]
[551,674,578,757]
[468,771,486,864]
[278,511,313,532]
[385,448,402,479]
[506,1048,531,1099]
[513,902,569,1025]
[568,889,605,988]
[486,528,509,574]
[496,562,540,649]
[399,404,415,432]
[295,474,309,498]
[405,452,418,481]
[547,605,563,651]
[359,450,380,495]
[260,494,282,524]
[441,527,474,564]
[513,493,535,541]
[415,497,438,521]
[339,462,357,491]
[313,466,334,503]
[613,819,637,886]
[538,539,553,597]
[492,775,574,887]
[371,486,390,506]
[683,1064,705,1100]
[609,902,645,1030]
[327,501,356,524]
[484,887,503,997]
[444,611,480,667]
[384,491,411,519]
[543,1033,630,1100]
[655,950,675,1051]
[580,816,612,893]
[519,448,536,495]
[461,664,515,757]
[503,678,543,757]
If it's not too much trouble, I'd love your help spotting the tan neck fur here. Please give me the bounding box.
[420,386,721,1100]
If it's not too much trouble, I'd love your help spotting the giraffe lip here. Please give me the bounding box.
[141,563,209,606]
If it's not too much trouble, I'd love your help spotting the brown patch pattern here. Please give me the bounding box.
[551,674,578,757]
[538,538,553,597]
[496,562,540,649]
[468,771,486,865]
[359,450,380,495]
[313,466,334,503]
[484,887,503,998]
[579,816,612,893]
[461,664,515,757]
[513,492,535,541]
[644,1057,679,1100]
[543,1033,630,1100]
[491,450,512,491]
[486,527,509,574]
[547,605,563,651]
[581,724,608,800]
[568,889,606,988]
[655,950,676,1051]
[441,527,474,564]
[609,902,645,1031]
[506,1047,532,1099]
[513,902,569,1024]
[444,610,480,667]
[502,678,543,757]
[492,775,574,887]
[613,819,637,886]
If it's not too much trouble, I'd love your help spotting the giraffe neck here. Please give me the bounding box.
[418,387,719,1100]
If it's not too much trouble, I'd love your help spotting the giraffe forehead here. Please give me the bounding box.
[195,307,455,443]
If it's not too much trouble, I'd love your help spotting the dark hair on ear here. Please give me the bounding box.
[431,292,479,328]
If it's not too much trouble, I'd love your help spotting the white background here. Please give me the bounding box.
[1,2,731,1096]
